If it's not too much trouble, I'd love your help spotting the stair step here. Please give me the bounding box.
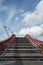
[0,53,43,58]
[14,38,30,43]
[0,61,43,65]
[0,53,43,61]
[0,58,43,61]
[5,48,39,53]
[14,42,30,43]
[0,57,43,61]
[5,50,39,53]
[5,48,37,51]
[7,46,35,49]
[1,53,43,58]
[12,43,33,46]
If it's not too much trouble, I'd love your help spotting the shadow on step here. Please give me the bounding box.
[4,42,23,65]
[14,42,23,65]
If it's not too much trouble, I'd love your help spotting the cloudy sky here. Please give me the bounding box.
[0,0,43,40]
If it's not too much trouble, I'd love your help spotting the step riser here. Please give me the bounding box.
[7,46,35,49]
[6,50,39,53]
[0,58,43,61]
[14,38,30,43]
[8,46,35,49]
[13,44,32,46]
[14,41,29,43]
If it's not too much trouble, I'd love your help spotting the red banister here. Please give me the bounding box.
[25,34,43,54]
[0,34,16,55]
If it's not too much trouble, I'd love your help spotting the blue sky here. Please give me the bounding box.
[0,0,43,40]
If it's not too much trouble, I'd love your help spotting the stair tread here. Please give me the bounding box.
[5,48,37,51]
[1,53,43,57]
[0,61,43,65]
[8,46,33,48]
[7,46,35,49]
[5,48,37,50]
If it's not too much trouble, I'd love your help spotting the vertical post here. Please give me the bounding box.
[4,25,9,37]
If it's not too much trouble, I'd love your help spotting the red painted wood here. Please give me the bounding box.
[25,34,43,54]
[0,34,16,55]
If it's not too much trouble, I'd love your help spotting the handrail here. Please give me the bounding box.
[25,34,43,54]
[0,34,16,55]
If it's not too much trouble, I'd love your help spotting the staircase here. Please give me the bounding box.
[0,37,43,65]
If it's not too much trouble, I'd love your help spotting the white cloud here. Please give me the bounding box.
[0,34,13,41]
[0,6,8,11]
[0,0,8,11]
[0,7,16,39]
[5,8,16,25]
[20,9,24,13]
[22,0,43,26]
[16,24,43,37]
[15,17,19,21]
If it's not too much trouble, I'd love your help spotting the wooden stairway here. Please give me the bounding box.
[0,37,43,65]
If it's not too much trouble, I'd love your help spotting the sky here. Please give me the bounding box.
[0,0,43,40]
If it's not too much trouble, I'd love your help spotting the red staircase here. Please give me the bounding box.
[0,34,43,65]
